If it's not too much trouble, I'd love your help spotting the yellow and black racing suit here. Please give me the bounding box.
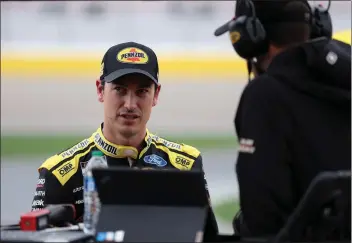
[31,123,218,239]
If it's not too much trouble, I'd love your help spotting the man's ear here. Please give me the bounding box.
[152,84,161,107]
[96,79,104,103]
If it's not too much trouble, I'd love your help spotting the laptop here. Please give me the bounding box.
[92,167,209,242]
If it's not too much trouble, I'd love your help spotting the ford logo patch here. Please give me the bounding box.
[143,154,167,167]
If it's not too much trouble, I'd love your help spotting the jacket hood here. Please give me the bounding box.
[267,37,351,106]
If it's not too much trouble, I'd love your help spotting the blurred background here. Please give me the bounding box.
[1,1,351,233]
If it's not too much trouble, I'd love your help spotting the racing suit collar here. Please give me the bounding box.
[93,123,153,159]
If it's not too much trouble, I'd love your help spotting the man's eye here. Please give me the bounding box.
[138,89,148,94]
[115,87,123,92]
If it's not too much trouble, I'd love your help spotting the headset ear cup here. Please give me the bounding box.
[246,18,266,43]
[310,6,321,38]
[248,18,269,58]
[310,5,333,39]
[228,16,268,59]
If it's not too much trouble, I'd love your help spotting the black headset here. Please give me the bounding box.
[228,0,333,60]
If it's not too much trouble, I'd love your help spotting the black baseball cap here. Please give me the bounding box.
[100,42,159,84]
[214,0,311,37]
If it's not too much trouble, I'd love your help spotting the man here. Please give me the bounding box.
[31,42,218,240]
[215,0,351,239]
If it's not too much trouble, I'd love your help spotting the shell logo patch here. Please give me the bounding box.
[117,47,149,64]
[230,31,241,44]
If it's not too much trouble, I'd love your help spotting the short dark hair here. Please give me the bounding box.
[263,1,311,47]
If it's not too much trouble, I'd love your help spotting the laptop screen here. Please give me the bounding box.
[92,168,209,242]
[92,167,209,207]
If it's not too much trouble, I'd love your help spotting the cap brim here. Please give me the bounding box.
[103,68,158,84]
[214,20,231,37]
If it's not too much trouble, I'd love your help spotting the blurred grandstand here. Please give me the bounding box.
[1,1,235,50]
[2,1,349,51]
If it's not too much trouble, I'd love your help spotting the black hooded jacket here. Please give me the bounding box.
[233,38,351,239]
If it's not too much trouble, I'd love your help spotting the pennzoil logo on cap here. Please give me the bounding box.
[117,47,149,64]
[230,31,241,44]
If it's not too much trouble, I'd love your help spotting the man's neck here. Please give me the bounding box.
[263,45,288,71]
[103,124,146,150]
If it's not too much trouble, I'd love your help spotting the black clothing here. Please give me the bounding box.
[234,38,351,238]
[31,125,218,240]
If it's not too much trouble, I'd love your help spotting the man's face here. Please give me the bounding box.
[96,73,161,138]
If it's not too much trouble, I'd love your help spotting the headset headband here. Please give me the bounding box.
[214,0,330,37]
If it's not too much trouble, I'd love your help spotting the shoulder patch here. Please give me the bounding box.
[57,138,93,159]
[168,152,196,170]
[150,134,200,156]
[52,160,77,185]
[148,134,201,170]
[39,135,95,185]
[150,134,182,150]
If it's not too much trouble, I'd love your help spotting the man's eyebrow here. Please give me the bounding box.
[138,82,153,88]
[113,82,128,87]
